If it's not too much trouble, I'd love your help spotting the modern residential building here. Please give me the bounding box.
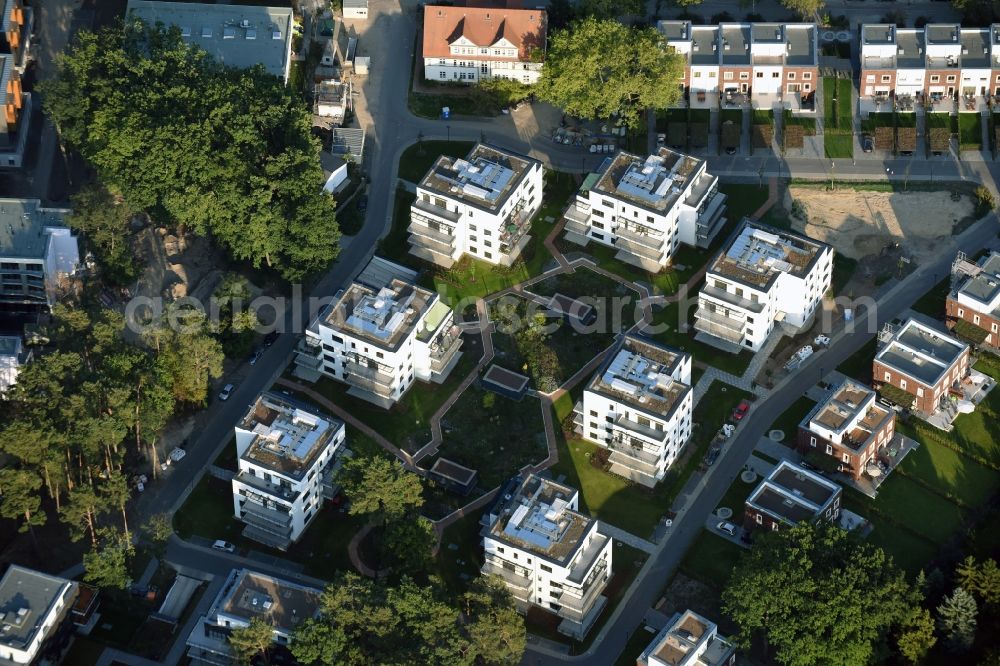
[859,23,995,113]
[947,250,1000,349]
[296,260,463,407]
[1,1,32,69]
[0,199,78,314]
[575,335,693,487]
[313,78,349,125]
[422,5,546,84]
[694,219,833,352]
[186,568,321,666]
[658,20,818,111]
[0,565,79,665]
[0,335,29,392]
[343,0,368,20]
[0,53,29,168]
[561,148,727,271]
[744,459,842,532]
[126,1,294,83]
[231,392,347,550]
[637,609,737,666]
[409,143,543,268]
[798,379,896,480]
[482,474,612,640]
[873,317,970,414]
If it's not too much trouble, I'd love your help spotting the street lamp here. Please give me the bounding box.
[446,124,451,143]
[829,160,835,190]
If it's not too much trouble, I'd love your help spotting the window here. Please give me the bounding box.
[439,71,446,79]
[724,71,733,80]
[930,75,940,83]
[740,72,750,80]
[772,72,779,78]
[804,83,811,91]
[958,307,964,317]
[946,75,956,83]
[709,71,717,78]
[974,314,981,325]
[917,387,924,397]
[756,71,763,78]
[900,379,907,390]
[881,74,891,82]
[693,71,701,78]
[540,564,552,573]
[826,444,833,455]
[884,371,891,382]
[803,72,812,80]
[842,453,850,463]
[755,513,762,524]
[484,251,492,259]
[484,240,492,248]
[470,246,478,254]
[788,72,795,80]
[866,75,874,82]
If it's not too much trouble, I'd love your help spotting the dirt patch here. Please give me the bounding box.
[657,572,735,635]
[785,187,972,263]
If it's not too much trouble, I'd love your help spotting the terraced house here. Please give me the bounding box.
[482,474,613,640]
[873,317,970,415]
[296,262,463,407]
[859,23,996,113]
[409,143,543,268]
[798,379,896,480]
[947,250,1000,349]
[421,5,546,84]
[695,219,833,352]
[231,393,348,550]
[744,460,842,532]
[575,335,693,487]
[658,20,818,111]
[562,148,727,271]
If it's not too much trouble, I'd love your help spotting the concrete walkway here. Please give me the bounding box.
[599,523,657,555]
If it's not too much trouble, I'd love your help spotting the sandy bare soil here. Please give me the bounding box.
[785,187,973,262]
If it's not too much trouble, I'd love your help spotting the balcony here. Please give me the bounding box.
[294,339,323,369]
[499,199,531,246]
[343,372,396,398]
[345,357,394,387]
[560,564,609,620]
[242,524,291,550]
[430,333,463,373]
[614,224,665,251]
[615,248,662,272]
[566,534,610,586]
[482,560,532,590]
[240,500,293,529]
[700,285,765,313]
[409,218,458,248]
[614,236,665,262]
[235,472,300,503]
[607,436,662,467]
[412,197,461,223]
[695,307,745,332]
[613,414,667,442]
[693,316,746,344]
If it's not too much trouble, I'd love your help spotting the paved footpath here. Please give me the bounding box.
[599,523,657,555]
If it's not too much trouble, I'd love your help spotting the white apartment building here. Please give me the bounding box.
[562,148,727,271]
[422,5,546,84]
[0,335,29,393]
[0,565,78,665]
[695,219,833,352]
[186,568,321,665]
[658,20,819,111]
[574,335,693,487]
[638,609,737,666]
[482,474,612,640]
[0,199,78,314]
[231,392,347,550]
[409,143,543,268]
[295,261,463,407]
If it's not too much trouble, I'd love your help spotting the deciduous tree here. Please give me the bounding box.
[229,616,274,665]
[897,606,936,664]
[779,0,824,19]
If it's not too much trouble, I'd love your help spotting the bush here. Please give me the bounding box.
[975,186,996,217]
[482,392,496,409]
[791,199,808,223]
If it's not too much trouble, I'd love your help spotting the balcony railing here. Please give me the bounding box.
[694,307,745,332]
[430,334,463,372]
[607,436,662,466]
[240,500,293,528]
[409,218,458,246]
[343,372,396,398]
[693,316,745,344]
[483,560,532,589]
[700,285,765,313]
[614,224,665,250]
[614,236,665,261]
[345,357,394,387]
[242,524,291,550]
[409,245,456,267]
[412,197,461,223]
[613,414,667,442]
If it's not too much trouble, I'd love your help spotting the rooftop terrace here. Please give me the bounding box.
[587,335,689,419]
[708,220,827,289]
[641,609,735,666]
[0,199,69,260]
[214,569,320,634]
[419,144,536,213]
[240,394,341,481]
[954,251,1000,307]
[325,278,436,351]
[0,565,74,655]
[593,148,702,214]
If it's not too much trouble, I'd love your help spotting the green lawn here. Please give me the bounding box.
[836,337,877,383]
[434,508,486,594]
[408,89,498,119]
[866,475,968,543]
[910,276,949,318]
[528,266,644,331]
[213,437,238,471]
[894,435,1000,507]
[824,133,854,159]
[648,300,753,376]
[783,110,817,135]
[378,187,418,264]
[823,77,854,158]
[895,112,917,128]
[718,183,770,221]
[768,396,816,442]
[554,235,682,296]
[861,112,894,133]
[689,108,710,124]
[720,108,743,126]
[926,113,953,129]
[831,254,859,297]
[864,513,941,574]
[431,385,548,489]
[615,627,661,666]
[679,529,745,587]
[958,114,982,150]
[716,473,759,515]
[752,109,774,125]
[397,140,476,183]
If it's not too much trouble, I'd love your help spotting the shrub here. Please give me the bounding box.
[975,186,996,216]
[791,199,808,223]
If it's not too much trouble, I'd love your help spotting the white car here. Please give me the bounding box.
[168,448,186,463]
[716,521,737,536]
[218,383,234,401]
[211,540,236,553]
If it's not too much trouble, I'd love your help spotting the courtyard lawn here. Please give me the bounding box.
[894,434,1000,507]
[864,512,941,575]
[433,386,548,489]
[911,276,950,318]
[397,140,476,183]
[679,530,744,588]
[720,108,743,127]
[378,187,418,265]
[823,77,854,158]
[752,109,774,125]
[648,300,753,376]
[959,114,983,150]
[718,183,770,221]
[528,266,643,329]
[556,237,683,296]
[615,628,661,666]
[715,473,758,516]
[768,396,816,442]
[434,508,486,594]
[926,112,954,130]
[865,474,969,544]
[831,254,859,297]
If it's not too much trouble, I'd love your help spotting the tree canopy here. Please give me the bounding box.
[779,0,825,19]
[290,572,524,665]
[538,17,685,128]
[41,21,339,281]
[722,522,915,665]
[340,456,424,525]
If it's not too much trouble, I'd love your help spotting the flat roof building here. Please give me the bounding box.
[0,199,78,313]
[126,1,294,83]
[638,609,737,666]
[744,459,842,532]
[0,565,78,666]
[947,250,1000,349]
[186,568,321,666]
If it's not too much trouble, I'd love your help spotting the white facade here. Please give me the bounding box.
[638,610,736,666]
[695,220,833,352]
[423,58,543,85]
[562,148,726,271]
[342,0,367,20]
[482,474,612,640]
[231,393,347,550]
[0,199,77,310]
[576,335,693,487]
[409,143,543,268]
[0,566,77,666]
[186,568,321,665]
[0,335,29,393]
[296,266,463,407]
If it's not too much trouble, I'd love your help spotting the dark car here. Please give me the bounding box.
[862,135,874,153]
[705,447,721,466]
[356,195,369,212]
[263,331,279,347]
[725,145,738,155]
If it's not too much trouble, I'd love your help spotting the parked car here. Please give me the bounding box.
[249,349,263,366]
[716,521,737,536]
[733,400,751,421]
[705,447,721,466]
[168,447,186,463]
[263,331,279,347]
[212,540,236,553]
[725,145,738,155]
[862,134,874,152]
[218,383,235,401]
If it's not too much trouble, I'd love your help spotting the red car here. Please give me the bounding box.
[733,400,751,421]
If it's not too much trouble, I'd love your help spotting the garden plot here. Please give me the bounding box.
[785,187,973,262]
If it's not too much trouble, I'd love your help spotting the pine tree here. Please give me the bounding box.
[937,587,977,652]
